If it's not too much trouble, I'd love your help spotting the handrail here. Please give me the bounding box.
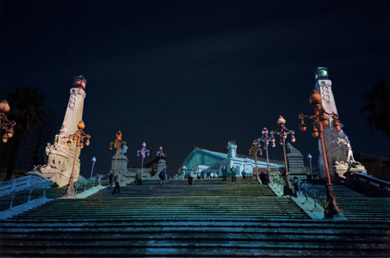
[345,172,390,197]
[8,180,53,209]
[0,175,48,197]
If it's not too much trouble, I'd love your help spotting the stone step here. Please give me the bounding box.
[1,245,387,257]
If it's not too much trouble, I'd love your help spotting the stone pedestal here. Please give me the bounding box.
[286,143,308,181]
[157,159,167,174]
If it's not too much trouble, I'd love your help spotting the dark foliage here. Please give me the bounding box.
[361,80,390,139]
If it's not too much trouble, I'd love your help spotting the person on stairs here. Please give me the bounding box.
[159,168,167,185]
[231,167,237,182]
[112,171,121,195]
[187,170,194,185]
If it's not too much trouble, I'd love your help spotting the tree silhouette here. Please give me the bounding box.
[3,87,48,180]
[361,79,390,139]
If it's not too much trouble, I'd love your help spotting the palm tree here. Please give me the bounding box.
[3,87,48,180]
[361,79,390,139]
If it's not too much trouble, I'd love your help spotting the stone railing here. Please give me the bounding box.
[0,175,47,197]
[345,172,390,197]
[73,177,102,195]
[7,180,53,209]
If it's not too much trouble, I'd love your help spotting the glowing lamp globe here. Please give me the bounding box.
[277,116,286,125]
[315,67,328,81]
[312,127,319,138]
[6,128,14,138]
[77,120,85,130]
[309,90,322,105]
[73,75,87,89]
[322,115,329,126]
[0,100,10,113]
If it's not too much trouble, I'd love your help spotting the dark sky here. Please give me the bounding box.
[1,0,389,177]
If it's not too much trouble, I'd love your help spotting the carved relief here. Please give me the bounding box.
[320,82,331,103]
[68,90,78,109]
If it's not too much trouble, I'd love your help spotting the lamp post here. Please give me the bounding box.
[0,100,16,143]
[137,142,150,179]
[257,127,274,180]
[90,156,96,179]
[298,89,343,219]
[157,146,165,160]
[307,153,313,180]
[65,120,91,197]
[271,116,296,195]
[109,131,126,175]
[249,139,262,178]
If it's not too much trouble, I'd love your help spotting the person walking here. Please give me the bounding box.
[112,171,121,195]
[159,168,167,185]
[222,167,227,181]
[231,167,237,182]
[108,172,114,190]
[187,170,193,185]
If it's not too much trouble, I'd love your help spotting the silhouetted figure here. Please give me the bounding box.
[108,173,114,190]
[159,168,167,185]
[231,167,237,182]
[222,167,227,181]
[187,170,194,185]
[112,172,120,195]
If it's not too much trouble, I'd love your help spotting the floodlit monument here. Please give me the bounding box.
[38,76,87,187]
[109,144,167,185]
[314,67,366,181]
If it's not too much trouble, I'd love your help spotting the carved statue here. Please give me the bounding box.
[121,144,128,155]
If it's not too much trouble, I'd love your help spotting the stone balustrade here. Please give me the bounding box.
[345,172,390,197]
[0,175,47,197]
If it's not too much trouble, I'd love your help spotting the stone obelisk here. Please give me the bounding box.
[40,75,87,187]
[314,67,365,182]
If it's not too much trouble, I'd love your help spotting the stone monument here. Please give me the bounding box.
[314,67,365,181]
[39,75,87,187]
[286,143,308,181]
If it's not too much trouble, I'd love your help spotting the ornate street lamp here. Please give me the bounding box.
[257,127,274,180]
[0,100,16,143]
[271,116,296,195]
[90,156,96,179]
[137,142,150,179]
[109,131,126,175]
[157,146,165,160]
[307,153,313,180]
[299,89,343,219]
[249,139,262,178]
[65,120,91,197]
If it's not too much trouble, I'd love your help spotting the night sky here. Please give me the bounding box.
[1,0,389,178]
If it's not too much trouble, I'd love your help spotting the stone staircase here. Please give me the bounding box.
[0,178,389,257]
[313,184,390,221]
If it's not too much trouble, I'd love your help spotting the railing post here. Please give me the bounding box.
[9,192,15,209]
[11,180,16,192]
[28,187,33,202]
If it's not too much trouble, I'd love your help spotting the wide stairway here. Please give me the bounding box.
[1,178,390,257]
[314,184,390,221]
